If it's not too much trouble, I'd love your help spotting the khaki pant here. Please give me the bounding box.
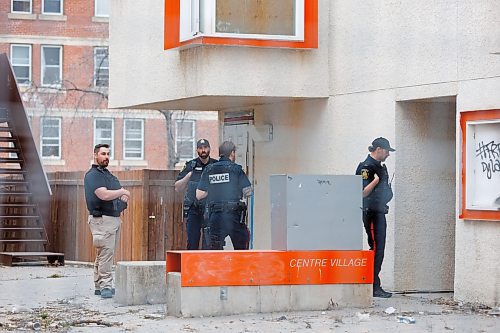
[88,215,121,290]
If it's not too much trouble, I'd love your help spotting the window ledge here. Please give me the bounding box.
[36,87,66,94]
[18,85,33,92]
[92,16,109,23]
[8,13,36,20]
[38,14,67,21]
[88,159,118,166]
[93,86,109,92]
[119,160,148,167]
[43,159,65,166]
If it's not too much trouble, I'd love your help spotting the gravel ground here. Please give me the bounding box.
[0,264,498,332]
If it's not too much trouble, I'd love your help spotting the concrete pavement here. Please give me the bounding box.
[0,264,498,332]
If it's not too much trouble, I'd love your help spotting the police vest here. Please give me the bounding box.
[358,159,393,212]
[205,160,242,204]
[184,158,215,207]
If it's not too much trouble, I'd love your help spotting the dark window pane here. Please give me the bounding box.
[43,67,60,85]
[177,141,194,159]
[13,67,29,84]
[44,0,61,13]
[42,145,59,157]
[177,121,193,137]
[13,0,30,12]
[43,47,60,65]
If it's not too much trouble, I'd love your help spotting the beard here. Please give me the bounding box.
[98,159,109,167]
[198,152,209,159]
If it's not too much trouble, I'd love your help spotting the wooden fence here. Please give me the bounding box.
[46,169,185,262]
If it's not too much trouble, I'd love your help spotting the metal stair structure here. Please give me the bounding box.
[0,53,64,266]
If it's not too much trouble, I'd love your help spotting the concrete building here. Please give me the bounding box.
[0,0,218,172]
[109,1,500,306]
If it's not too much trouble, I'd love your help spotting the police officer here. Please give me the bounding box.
[175,139,217,250]
[355,137,395,298]
[84,143,130,298]
[196,141,252,250]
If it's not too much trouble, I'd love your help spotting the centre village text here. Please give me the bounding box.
[289,258,368,268]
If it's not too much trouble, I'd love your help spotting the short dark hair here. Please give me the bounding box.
[219,141,236,158]
[94,143,110,154]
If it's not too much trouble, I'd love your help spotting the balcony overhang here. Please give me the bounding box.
[117,95,328,111]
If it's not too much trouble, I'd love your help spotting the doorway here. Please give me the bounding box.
[222,111,254,248]
[394,99,456,291]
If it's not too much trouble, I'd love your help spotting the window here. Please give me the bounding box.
[94,118,114,158]
[183,0,303,41]
[11,0,32,13]
[94,47,109,87]
[95,0,109,17]
[42,0,63,15]
[460,109,500,221]
[41,117,61,159]
[10,44,31,85]
[41,45,62,86]
[166,0,317,49]
[123,119,144,159]
[175,120,195,160]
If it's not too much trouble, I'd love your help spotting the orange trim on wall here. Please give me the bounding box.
[166,250,374,287]
[459,109,500,221]
[164,0,318,50]
[164,0,181,50]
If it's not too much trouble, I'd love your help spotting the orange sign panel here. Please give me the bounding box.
[166,250,373,287]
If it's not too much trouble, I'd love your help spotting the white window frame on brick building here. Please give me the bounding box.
[42,0,63,15]
[40,117,61,159]
[94,47,109,87]
[123,119,144,160]
[11,0,32,14]
[10,44,31,85]
[94,118,114,159]
[95,0,109,17]
[175,119,196,161]
[41,45,62,87]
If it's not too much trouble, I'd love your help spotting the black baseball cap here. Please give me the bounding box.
[372,137,395,152]
[196,139,210,148]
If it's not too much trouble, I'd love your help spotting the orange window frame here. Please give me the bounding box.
[459,109,500,221]
[164,0,318,50]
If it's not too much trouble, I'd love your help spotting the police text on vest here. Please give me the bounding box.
[209,173,230,184]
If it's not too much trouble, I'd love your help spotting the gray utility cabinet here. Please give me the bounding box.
[270,175,363,250]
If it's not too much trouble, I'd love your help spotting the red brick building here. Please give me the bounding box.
[0,0,218,172]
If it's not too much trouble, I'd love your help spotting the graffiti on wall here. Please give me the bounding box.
[476,140,500,180]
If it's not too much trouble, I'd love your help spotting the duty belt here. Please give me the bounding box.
[209,201,245,212]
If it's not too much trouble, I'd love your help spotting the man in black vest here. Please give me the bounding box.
[175,139,217,250]
[84,143,130,298]
[356,137,395,298]
[196,141,252,250]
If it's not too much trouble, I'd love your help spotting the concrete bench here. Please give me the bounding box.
[167,272,371,317]
[166,250,373,317]
[115,261,167,305]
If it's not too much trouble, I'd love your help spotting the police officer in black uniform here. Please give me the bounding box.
[196,141,252,250]
[355,137,395,298]
[175,139,217,250]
